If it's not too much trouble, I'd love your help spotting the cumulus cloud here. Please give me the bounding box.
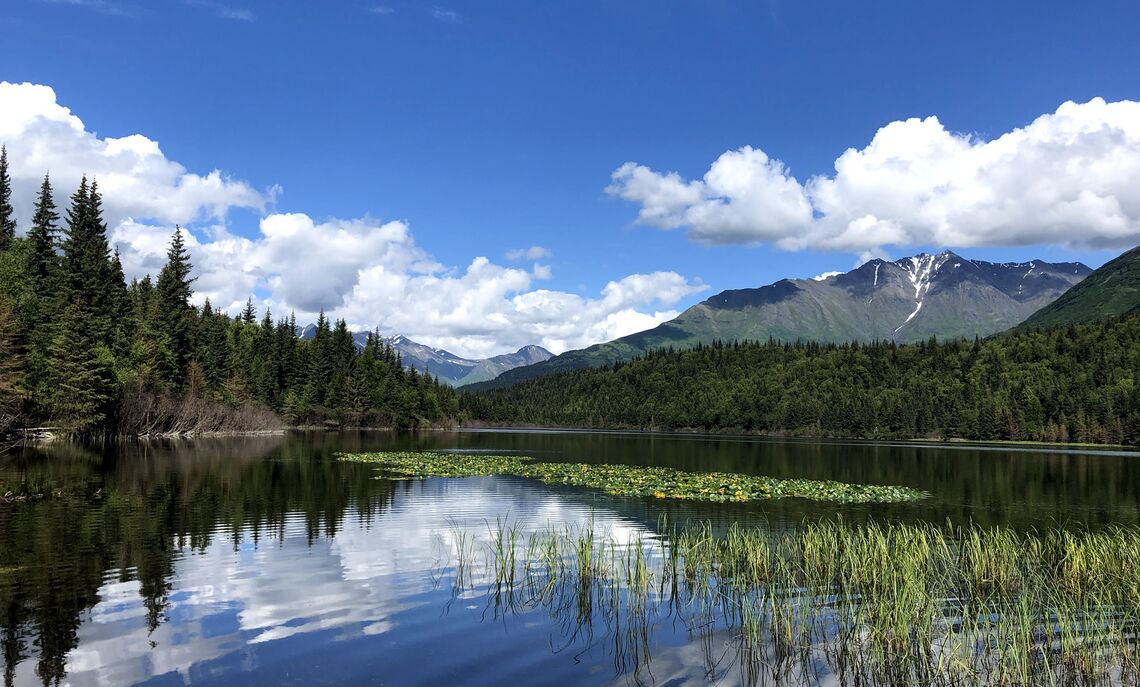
[505,245,551,261]
[608,147,813,245]
[0,81,706,360]
[608,98,1140,254]
[113,216,705,358]
[0,82,270,231]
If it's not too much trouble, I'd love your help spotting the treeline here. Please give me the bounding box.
[463,316,1140,445]
[0,146,458,438]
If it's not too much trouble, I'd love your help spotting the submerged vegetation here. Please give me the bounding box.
[338,451,929,503]
[445,518,1140,686]
[463,314,1140,446]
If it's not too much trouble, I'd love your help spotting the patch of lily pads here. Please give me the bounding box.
[336,451,929,504]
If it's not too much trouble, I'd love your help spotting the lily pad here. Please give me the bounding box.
[337,451,929,504]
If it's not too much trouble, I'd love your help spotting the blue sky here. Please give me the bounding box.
[1,0,1139,356]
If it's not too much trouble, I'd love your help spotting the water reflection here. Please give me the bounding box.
[1,431,1139,686]
[1,436,667,686]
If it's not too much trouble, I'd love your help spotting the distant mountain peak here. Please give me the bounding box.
[298,327,552,385]
[470,250,1092,391]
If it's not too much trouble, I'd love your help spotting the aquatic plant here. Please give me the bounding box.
[438,518,1140,686]
[336,451,929,504]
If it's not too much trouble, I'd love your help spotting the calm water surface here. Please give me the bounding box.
[2,430,1139,686]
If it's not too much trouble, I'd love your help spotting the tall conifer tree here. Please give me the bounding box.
[0,146,15,251]
[154,227,196,388]
[241,297,257,324]
[61,178,113,328]
[26,174,59,294]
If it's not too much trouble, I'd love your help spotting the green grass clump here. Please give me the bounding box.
[441,518,1140,686]
[337,451,929,503]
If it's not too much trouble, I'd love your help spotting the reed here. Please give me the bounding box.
[441,518,1140,686]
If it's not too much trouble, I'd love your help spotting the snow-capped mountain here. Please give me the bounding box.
[472,250,1091,389]
[296,328,552,386]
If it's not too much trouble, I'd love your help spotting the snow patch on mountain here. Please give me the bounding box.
[893,252,951,334]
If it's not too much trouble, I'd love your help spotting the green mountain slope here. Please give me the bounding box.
[467,251,1089,391]
[1018,246,1140,329]
[462,315,1140,446]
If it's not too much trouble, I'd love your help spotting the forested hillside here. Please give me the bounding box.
[464,316,1140,445]
[0,147,458,439]
[1018,245,1140,329]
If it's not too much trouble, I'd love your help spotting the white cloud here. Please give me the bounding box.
[113,217,704,358]
[0,81,706,360]
[811,271,842,282]
[431,7,461,23]
[0,82,270,231]
[368,5,396,15]
[607,98,1140,254]
[505,245,551,261]
[608,147,814,246]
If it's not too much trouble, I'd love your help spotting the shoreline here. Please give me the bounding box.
[455,421,1140,453]
[10,422,1138,456]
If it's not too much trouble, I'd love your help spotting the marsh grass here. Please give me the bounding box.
[337,451,929,504]
[440,518,1140,686]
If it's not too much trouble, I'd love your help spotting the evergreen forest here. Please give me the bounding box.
[0,147,459,440]
[462,316,1140,445]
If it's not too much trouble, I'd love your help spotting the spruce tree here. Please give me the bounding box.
[48,299,115,430]
[108,248,133,352]
[61,177,114,338]
[153,227,196,388]
[26,174,59,294]
[61,176,90,289]
[305,311,332,406]
[22,176,62,413]
[0,146,15,252]
[196,299,230,393]
[88,181,120,330]
[241,297,257,324]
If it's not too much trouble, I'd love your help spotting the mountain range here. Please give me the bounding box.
[468,251,1091,390]
[297,325,552,386]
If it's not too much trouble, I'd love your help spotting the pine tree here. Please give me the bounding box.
[153,227,196,388]
[26,174,59,294]
[241,297,257,324]
[21,177,63,413]
[48,299,115,430]
[108,249,132,350]
[0,146,15,252]
[61,177,114,340]
[305,311,332,407]
[62,176,91,280]
[197,300,230,393]
[89,181,121,330]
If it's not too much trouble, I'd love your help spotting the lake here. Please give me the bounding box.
[2,429,1139,686]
